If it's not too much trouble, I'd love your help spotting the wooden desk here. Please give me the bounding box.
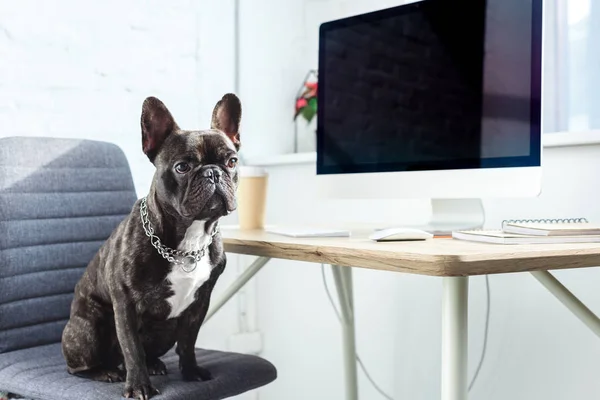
[205,228,600,400]
[221,229,600,276]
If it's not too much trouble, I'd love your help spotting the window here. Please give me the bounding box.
[545,0,600,133]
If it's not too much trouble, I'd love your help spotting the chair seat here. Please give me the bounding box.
[0,343,276,400]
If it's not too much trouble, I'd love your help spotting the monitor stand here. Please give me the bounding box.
[418,198,485,235]
[379,199,485,236]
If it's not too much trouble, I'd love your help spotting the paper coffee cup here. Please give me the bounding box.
[237,166,268,230]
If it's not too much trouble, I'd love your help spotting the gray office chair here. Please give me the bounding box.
[0,137,276,400]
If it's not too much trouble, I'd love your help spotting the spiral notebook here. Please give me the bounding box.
[453,218,600,244]
[502,218,600,236]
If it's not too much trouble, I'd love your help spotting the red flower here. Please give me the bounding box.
[295,97,308,112]
[304,82,317,98]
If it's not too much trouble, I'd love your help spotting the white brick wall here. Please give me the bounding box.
[0,0,235,196]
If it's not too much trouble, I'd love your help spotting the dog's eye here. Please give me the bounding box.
[227,157,238,168]
[174,162,191,174]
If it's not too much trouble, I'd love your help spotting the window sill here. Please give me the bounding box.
[246,131,600,167]
[246,151,317,167]
[543,130,600,148]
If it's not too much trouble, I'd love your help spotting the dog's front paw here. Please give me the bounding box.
[181,365,212,381]
[123,381,159,400]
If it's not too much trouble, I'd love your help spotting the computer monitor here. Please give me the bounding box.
[316,0,543,233]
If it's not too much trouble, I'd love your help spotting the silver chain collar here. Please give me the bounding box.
[140,196,219,273]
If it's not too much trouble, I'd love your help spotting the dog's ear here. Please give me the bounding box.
[211,93,242,151]
[141,96,178,163]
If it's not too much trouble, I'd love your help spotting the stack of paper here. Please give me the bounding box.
[452,219,600,245]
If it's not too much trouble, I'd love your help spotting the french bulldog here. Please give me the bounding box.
[61,93,242,400]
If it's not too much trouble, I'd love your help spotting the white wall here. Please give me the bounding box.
[253,144,600,400]
[0,3,258,398]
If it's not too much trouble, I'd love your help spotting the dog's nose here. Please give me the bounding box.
[202,166,222,183]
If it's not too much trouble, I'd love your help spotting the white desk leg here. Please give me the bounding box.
[331,265,359,400]
[531,270,600,338]
[442,276,469,400]
[205,256,271,322]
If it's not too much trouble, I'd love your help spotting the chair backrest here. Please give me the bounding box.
[0,137,138,353]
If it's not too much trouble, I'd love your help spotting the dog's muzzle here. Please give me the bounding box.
[202,166,222,184]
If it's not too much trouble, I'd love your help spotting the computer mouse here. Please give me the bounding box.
[369,227,433,242]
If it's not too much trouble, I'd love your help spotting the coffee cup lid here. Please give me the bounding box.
[239,165,268,177]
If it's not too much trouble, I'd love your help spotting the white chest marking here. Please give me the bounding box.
[165,221,213,319]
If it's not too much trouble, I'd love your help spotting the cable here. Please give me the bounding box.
[355,355,394,400]
[320,265,492,398]
[468,275,491,391]
[321,265,395,400]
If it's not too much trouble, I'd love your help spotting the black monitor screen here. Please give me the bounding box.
[317,0,542,175]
